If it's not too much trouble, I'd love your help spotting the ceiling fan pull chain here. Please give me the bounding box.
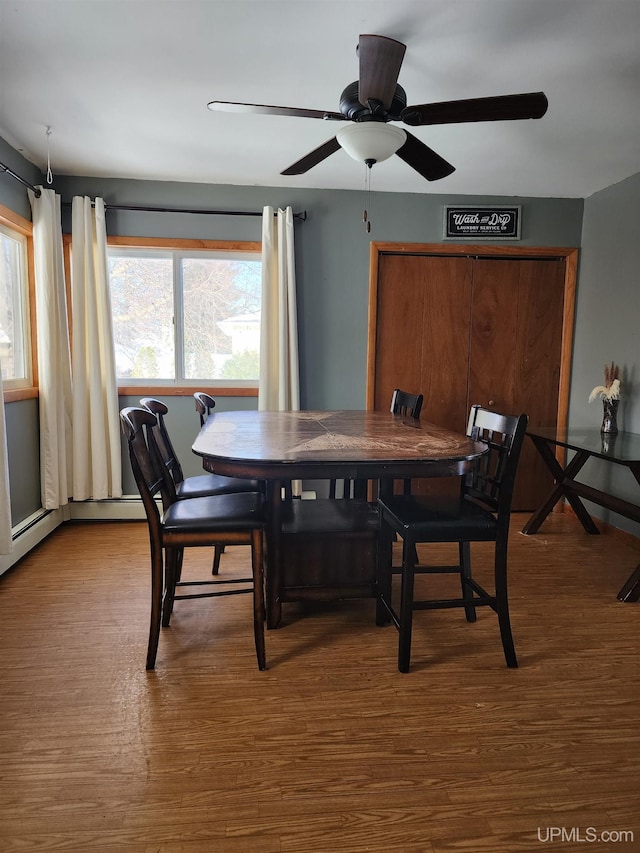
[363,162,372,233]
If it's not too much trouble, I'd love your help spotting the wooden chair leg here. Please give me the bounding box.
[211,544,224,575]
[494,541,518,668]
[398,538,417,673]
[175,548,184,583]
[251,530,267,671]
[376,521,394,626]
[146,542,163,670]
[162,547,180,627]
[460,541,477,622]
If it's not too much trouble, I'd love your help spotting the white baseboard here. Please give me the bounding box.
[67,491,318,520]
[1,489,319,577]
[68,496,148,521]
[1,507,67,578]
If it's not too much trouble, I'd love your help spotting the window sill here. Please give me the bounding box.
[117,384,258,397]
[3,386,39,402]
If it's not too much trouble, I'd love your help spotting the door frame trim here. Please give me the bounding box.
[366,242,579,435]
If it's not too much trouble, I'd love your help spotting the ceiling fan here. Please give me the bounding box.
[207,34,548,182]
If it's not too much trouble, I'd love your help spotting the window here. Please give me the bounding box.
[0,222,32,389]
[107,241,261,385]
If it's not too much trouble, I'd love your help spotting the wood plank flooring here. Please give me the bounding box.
[0,513,638,852]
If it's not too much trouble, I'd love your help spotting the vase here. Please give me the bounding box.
[601,398,619,434]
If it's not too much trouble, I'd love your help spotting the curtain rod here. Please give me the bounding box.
[0,163,307,220]
[62,201,307,220]
[0,161,41,197]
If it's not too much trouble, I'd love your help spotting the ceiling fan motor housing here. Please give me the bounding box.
[339,81,407,122]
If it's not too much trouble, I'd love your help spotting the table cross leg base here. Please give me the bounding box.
[617,564,640,602]
[523,431,640,603]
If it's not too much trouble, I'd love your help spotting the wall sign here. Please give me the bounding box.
[444,205,521,240]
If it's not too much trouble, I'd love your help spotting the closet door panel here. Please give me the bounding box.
[513,259,565,421]
[373,255,472,496]
[413,256,473,496]
[468,260,519,413]
[512,259,566,509]
[373,255,426,413]
[419,256,473,432]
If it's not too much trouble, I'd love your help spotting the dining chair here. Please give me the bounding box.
[390,388,424,496]
[390,388,423,419]
[140,397,261,574]
[194,391,216,427]
[121,406,267,671]
[376,404,528,672]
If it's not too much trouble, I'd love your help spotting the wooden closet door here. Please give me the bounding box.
[370,248,572,510]
[468,258,566,510]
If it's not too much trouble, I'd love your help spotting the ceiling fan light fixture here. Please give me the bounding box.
[336,122,406,164]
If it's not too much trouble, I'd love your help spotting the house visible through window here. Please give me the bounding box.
[0,223,31,388]
[108,245,261,385]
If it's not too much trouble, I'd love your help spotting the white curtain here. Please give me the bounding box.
[259,206,300,412]
[0,368,12,554]
[71,197,122,500]
[28,187,73,510]
[259,206,300,495]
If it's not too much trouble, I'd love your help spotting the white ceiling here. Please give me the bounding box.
[1,0,639,199]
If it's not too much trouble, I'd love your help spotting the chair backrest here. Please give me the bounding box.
[391,388,424,496]
[465,404,528,524]
[194,392,216,427]
[391,388,424,419]
[120,407,174,526]
[139,397,184,493]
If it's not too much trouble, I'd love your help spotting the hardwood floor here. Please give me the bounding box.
[0,513,638,852]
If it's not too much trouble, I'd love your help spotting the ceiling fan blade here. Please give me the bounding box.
[207,100,344,121]
[281,137,342,175]
[358,34,406,109]
[396,132,455,181]
[402,92,548,126]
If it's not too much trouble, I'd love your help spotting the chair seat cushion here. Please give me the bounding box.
[163,491,266,533]
[378,493,497,542]
[176,473,261,499]
[282,498,379,536]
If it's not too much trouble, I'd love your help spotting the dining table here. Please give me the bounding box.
[192,409,488,627]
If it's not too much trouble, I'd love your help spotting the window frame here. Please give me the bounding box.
[107,236,262,397]
[0,204,38,402]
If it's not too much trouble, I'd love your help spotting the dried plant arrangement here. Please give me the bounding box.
[589,361,621,403]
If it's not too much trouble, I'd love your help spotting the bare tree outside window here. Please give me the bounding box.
[108,249,261,383]
[183,257,260,380]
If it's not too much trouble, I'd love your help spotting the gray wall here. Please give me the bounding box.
[0,135,40,219]
[6,134,639,542]
[568,172,640,533]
